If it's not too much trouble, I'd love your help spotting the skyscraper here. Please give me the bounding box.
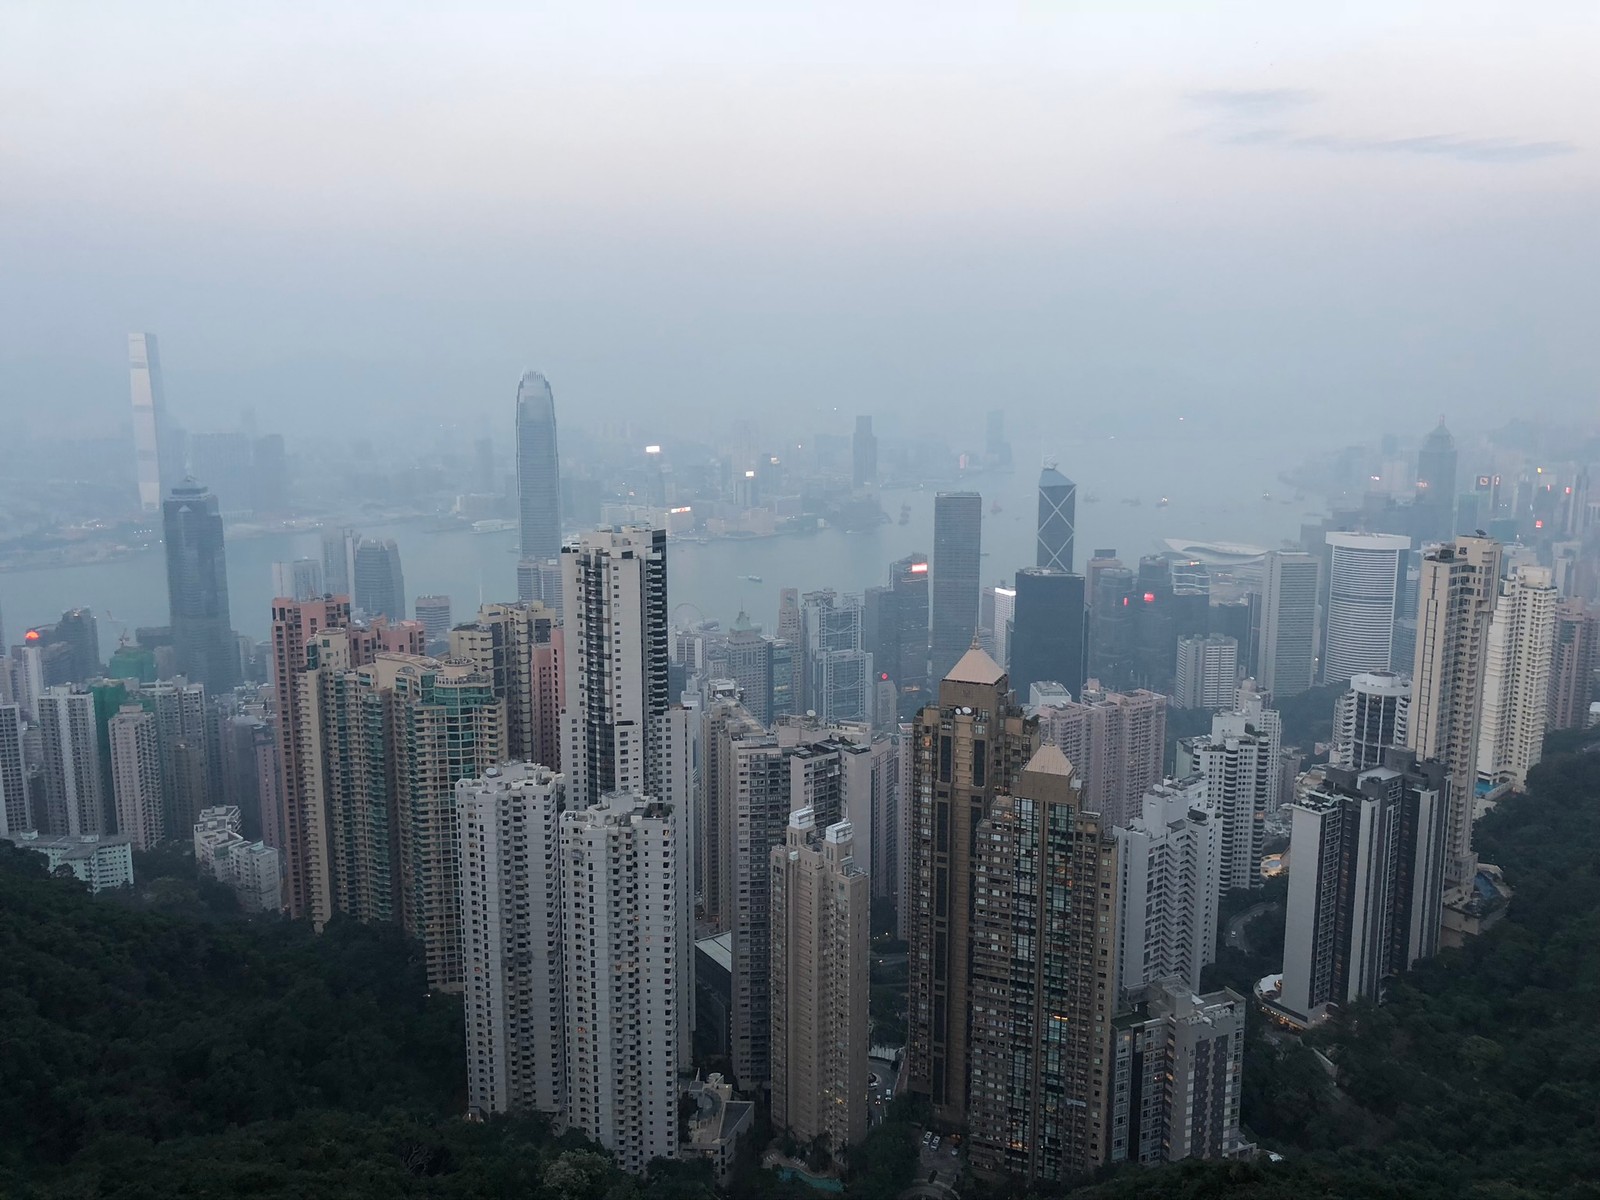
[1546,599,1600,731]
[1476,564,1556,793]
[129,332,170,512]
[163,480,239,692]
[1182,718,1272,894]
[516,371,563,602]
[800,590,872,724]
[769,810,869,1153]
[450,601,564,770]
[1333,671,1411,771]
[109,704,164,850]
[725,612,778,725]
[1406,535,1502,887]
[1088,565,1138,689]
[1256,550,1319,698]
[560,527,671,808]
[37,688,104,837]
[1034,681,1167,831]
[1321,532,1410,683]
[851,415,877,490]
[0,703,30,836]
[1173,634,1240,709]
[979,582,1015,669]
[271,559,324,602]
[353,538,406,621]
[1413,419,1458,545]
[1278,753,1448,1026]
[562,792,682,1175]
[457,763,566,1120]
[701,699,768,934]
[321,528,358,598]
[965,745,1119,1177]
[1009,568,1087,700]
[414,595,452,649]
[1036,462,1076,573]
[906,645,1037,1128]
[930,492,982,681]
[1113,778,1222,1002]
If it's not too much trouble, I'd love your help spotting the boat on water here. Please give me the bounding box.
[742,574,763,583]
[471,518,517,534]
[1156,496,1170,508]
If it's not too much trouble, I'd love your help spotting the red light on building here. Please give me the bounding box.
[1122,597,1130,607]
[1535,519,1545,529]
[1144,592,1156,603]
[908,562,928,574]
[24,629,40,642]
[880,672,890,680]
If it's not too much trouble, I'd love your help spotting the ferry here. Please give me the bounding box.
[742,574,763,583]
[471,518,517,534]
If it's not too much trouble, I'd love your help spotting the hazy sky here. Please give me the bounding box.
[3,1,1596,449]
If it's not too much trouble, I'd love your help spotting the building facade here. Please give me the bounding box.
[1321,532,1410,684]
[930,492,983,682]
[1476,565,1556,792]
[1333,671,1411,771]
[164,480,240,691]
[1256,550,1319,698]
[769,810,869,1153]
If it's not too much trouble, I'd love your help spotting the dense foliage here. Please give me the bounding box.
[0,845,712,1199]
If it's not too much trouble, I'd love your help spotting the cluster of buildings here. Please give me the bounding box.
[10,357,1600,1189]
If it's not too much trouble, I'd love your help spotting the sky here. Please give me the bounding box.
[2,1,1596,451]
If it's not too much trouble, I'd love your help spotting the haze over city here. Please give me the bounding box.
[3,5,1599,1200]
[4,1,1597,443]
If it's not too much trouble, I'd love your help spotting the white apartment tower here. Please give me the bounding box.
[562,792,682,1175]
[1181,724,1270,893]
[0,703,30,836]
[1333,672,1411,771]
[1113,777,1223,1003]
[457,764,566,1120]
[1477,565,1557,792]
[561,527,671,808]
[1174,635,1240,710]
[37,688,104,837]
[1321,533,1410,683]
[109,704,165,850]
[1406,536,1503,887]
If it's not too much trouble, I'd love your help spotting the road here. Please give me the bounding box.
[1226,901,1278,956]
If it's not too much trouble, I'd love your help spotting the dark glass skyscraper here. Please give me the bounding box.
[931,492,982,681]
[353,538,406,621]
[1413,419,1457,544]
[1089,566,1137,689]
[865,554,931,718]
[163,479,238,691]
[852,415,877,490]
[1009,568,1086,701]
[1036,463,1076,573]
[516,371,562,602]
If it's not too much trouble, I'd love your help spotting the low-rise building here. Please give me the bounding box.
[1109,981,1249,1165]
[682,1073,754,1185]
[193,805,283,912]
[4,830,133,892]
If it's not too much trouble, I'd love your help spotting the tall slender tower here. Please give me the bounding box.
[516,371,563,603]
[1257,550,1319,698]
[1476,565,1556,793]
[109,705,164,850]
[163,480,239,692]
[1036,463,1076,573]
[458,763,567,1119]
[37,688,104,837]
[966,745,1119,1178]
[906,644,1037,1127]
[1414,420,1458,544]
[562,792,681,1174]
[561,527,670,808]
[0,703,31,836]
[770,810,870,1153]
[353,538,406,621]
[129,333,169,512]
[1407,535,1502,887]
[930,492,983,682]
